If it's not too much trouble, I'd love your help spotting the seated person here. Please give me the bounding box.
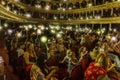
[84,53,109,80]
[24,42,58,80]
[30,64,57,80]
[24,42,37,68]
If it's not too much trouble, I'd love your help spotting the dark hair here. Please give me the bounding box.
[25,42,32,51]
[0,31,6,49]
[18,42,24,48]
[0,39,6,49]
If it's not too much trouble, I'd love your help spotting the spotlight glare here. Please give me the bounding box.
[6,6,10,11]
[41,25,45,30]
[113,28,117,32]
[45,5,50,10]
[25,13,31,18]
[56,33,62,38]
[28,25,33,29]
[51,30,55,34]
[97,30,101,35]
[111,36,117,42]
[34,27,37,30]
[13,10,17,14]
[17,32,22,38]
[106,35,111,39]
[41,36,48,43]
[1,1,5,5]
[68,7,72,10]
[8,29,13,34]
[88,3,92,7]
[37,29,41,35]
[24,25,29,31]
[4,23,8,27]
[62,8,65,11]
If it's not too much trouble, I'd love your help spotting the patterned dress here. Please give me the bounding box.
[30,65,46,80]
[84,62,107,80]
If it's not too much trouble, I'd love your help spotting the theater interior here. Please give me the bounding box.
[0,0,120,80]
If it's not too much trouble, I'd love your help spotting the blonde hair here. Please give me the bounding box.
[95,53,106,68]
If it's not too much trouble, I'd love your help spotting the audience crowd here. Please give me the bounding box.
[0,29,120,80]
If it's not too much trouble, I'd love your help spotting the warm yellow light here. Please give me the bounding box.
[8,29,13,34]
[0,26,2,30]
[62,8,65,11]
[41,36,48,43]
[24,25,28,31]
[68,7,72,10]
[14,0,19,2]
[113,29,117,32]
[45,5,50,10]
[28,25,33,29]
[80,17,83,20]
[35,5,41,8]
[51,30,55,34]
[97,30,101,35]
[1,1,5,5]
[54,16,57,20]
[13,10,17,14]
[56,33,62,38]
[17,32,22,38]
[4,23,8,27]
[111,36,117,42]
[56,25,60,30]
[6,6,10,11]
[25,13,31,18]
[34,27,37,30]
[37,29,41,35]
[88,3,92,7]
[63,0,67,1]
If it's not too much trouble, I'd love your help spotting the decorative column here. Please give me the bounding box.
[93,11,95,18]
[109,23,112,31]
[111,8,113,17]
[94,0,96,6]
[101,9,103,17]
[92,24,94,30]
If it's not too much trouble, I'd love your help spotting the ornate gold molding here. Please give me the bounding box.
[8,1,120,13]
[1,1,120,24]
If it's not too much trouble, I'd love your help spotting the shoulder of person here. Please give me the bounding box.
[24,52,29,56]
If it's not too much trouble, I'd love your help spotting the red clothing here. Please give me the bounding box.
[84,62,107,80]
